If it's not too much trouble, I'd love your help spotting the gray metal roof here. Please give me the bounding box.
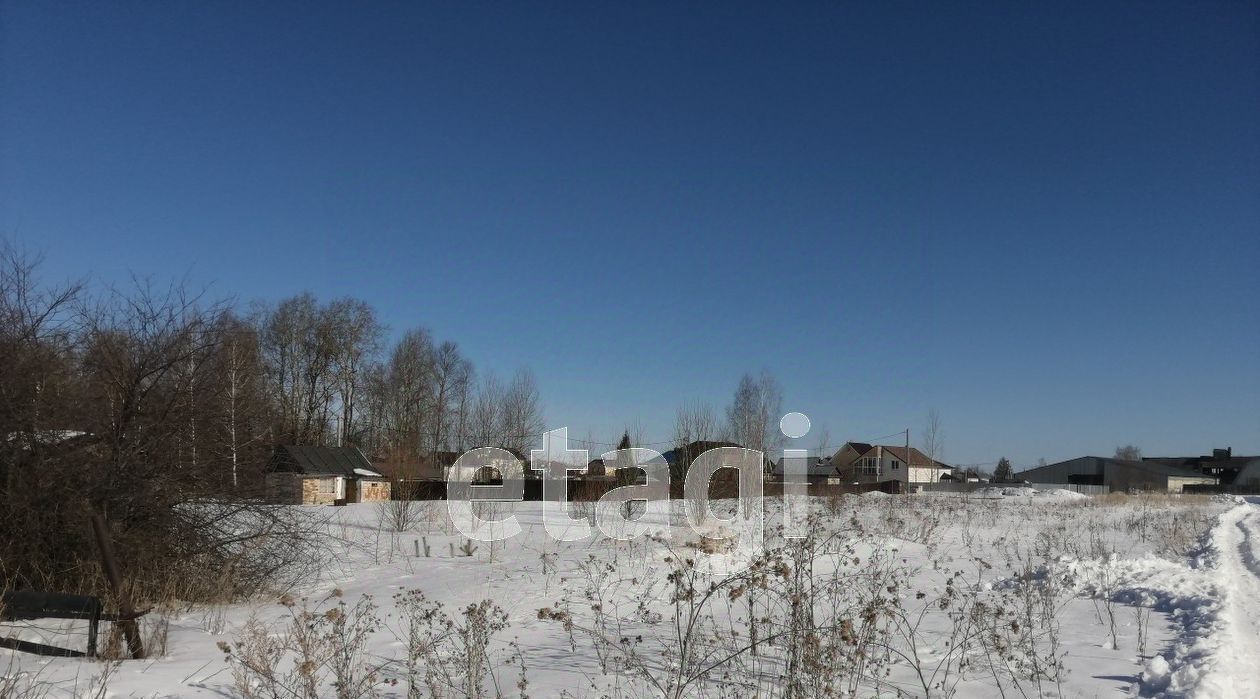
[1110,458,1211,479]
[1017,456,1211,481]
[268,445,384,478]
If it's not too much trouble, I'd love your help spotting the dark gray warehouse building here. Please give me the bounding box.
[1014,457,1216,493]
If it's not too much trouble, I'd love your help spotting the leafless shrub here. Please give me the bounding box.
[0,653,117,699]
[393,589,527,699]
[170,500,331,599]
[0,653,51,699]
[222,591,384,699]
[140,612,171,658]
[533,495,1106,698]
[758,516,901,699]
[1087,558,1121,651]
[1122,498,1216,559]
[1135,602,1152,659]
[883,561,984,698]
[568,480,605,525]
[541,541,769,699]
[539,515,911,699]
[380,499,421,533]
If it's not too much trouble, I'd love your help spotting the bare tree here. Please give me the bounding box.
[253,294,384,446]
[428,340,472,455]
[922,408,944,464]
[1115,444,1142,461]
[257,293,336,444]
[724,369,783,458]
[671,400,716,483]
[450,361,474,452]
[467,371,506,450]
[814,422,831,459]
[371,328,435,457]
[993,457,1014,483]
[501,368,544,455]
[326,297,383,447]
[0,239,83,490]
[1,270,325,604]
[79,277,228,479]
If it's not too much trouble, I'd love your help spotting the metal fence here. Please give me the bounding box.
[1183,484,1260,496]
[916,481,1108,496]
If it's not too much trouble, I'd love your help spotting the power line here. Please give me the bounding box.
[854,429,911,445]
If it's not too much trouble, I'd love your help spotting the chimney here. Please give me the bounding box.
[1212,447,1232,460]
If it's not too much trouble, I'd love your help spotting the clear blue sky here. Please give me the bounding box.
[2,1,1257,467]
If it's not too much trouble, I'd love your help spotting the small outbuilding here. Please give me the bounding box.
[265,445,391,505]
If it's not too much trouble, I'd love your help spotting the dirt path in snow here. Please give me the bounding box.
[1205,501,1260,698]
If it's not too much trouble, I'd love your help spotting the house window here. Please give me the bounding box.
[317,478,335,496]
[891,460,900,470]
[861,457,879,475]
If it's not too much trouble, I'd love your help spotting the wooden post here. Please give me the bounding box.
[87,601,100,659]
[90,514,144,659]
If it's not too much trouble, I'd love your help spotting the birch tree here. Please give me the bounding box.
[724,369,783,459]
[210,314,266,489]
[922,408,944,465]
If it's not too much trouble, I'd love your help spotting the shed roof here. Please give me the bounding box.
[268,445,384,479]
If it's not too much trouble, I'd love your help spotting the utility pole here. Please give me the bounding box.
[905,428,911,491]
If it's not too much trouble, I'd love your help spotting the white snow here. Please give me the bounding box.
[3,494,1255,698]
[1052,498,1260,698]
[1186,499,1260,698]
[968,485,1089,500]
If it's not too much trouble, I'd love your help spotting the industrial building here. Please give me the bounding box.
[1014,456,1216,493]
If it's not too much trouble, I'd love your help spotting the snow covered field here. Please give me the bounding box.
[3,492,1258,698]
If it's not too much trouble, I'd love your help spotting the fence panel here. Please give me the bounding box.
[917,481,1108,496]
[1026,482,1108,495]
